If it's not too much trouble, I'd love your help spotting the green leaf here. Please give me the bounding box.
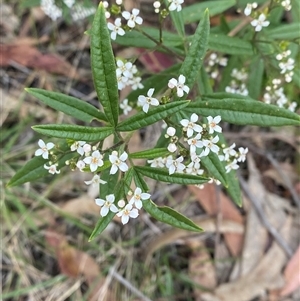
[186,98,300,126]
[200,153,227,187]
[126,64,181,104]
[25,88,107,123]
[89,210,115,241]
[99,163,119,199]
[182,0,236,24]
[116,100,190,131]
[266,23,300,40]
[129,148,169,159]
[7,153,72,187]
[208,34,254,55]
[247,57,264,99]
[143,199,203,232]
[91,3,119,127]
[165,0,185,37]
[179,10,210,96]
[225,170,242,206]
[32,124,114,141]
[115,27,183,49]
[134,166,209,185]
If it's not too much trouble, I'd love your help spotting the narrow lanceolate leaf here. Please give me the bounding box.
[143,199,203,232]
[134,166,209,185]
[208,34,254,56]
[225,170,242,206]
[88,210,115,241]
[116,101,190,132]
[179,9,210,98]
[186,98,300,126]
[247,57,264,100]
[25,88,107,123]
[7,153,73,187]
[91,3,119,127]
[32,125,114,141]
[266,23,300,40]
[129,148,169,159]
[200,153,227,187]
[165,0,185,37]
[182,0,236,24]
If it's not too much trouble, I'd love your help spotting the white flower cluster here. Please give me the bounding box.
[40,0,95,21]
[244,2,258,16]
[107,8,143,40]
[168,0,185,12]
[34,139,60,174]
[205,53,228,79]
[148,114,248,176]
[244,3,270,31]
[281,0,292,11]
[225,68,249,96]
[263,79,297,112]
[95,187,150,224]
[276,50,295,83]
[116,59,143,91]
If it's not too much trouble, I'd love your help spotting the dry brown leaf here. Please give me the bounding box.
[280,245,300,297]
[144,217,244,265]
[189,184,244,256]
[201,217,291,301]
[0,43,79,78]
[187,240,217,300]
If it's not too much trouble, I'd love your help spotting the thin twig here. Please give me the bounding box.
[239,176,293,258]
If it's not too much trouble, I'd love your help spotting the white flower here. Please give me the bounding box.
[116,60,133,79]
[63,0,75,8]
[225,159,239,173]
[168,74,189,97]
[84,174,107,186]
[44,163,60,174]
[207,116,222,134]
[122,8,143,28]
[251,14,270,31]
[137,88,159,113]
[107,18,125,40]
[281,0,292,11]
[154,1,161,13]
[120,99,132,115]
[116,0,123,5]
[84,150,104,172]
[70,141,86,156]
[130,76,144,90]
[109,151,128,174]
[237,147,248,162]
[95,194,119,217]
[76,160,86,171]
[187,133,203,154]
[166,156,185,175]
[129,187,151,209]
[288,102,297,112]
[185,160,204,176]
[220,143,237,161]
[116,69,129,90]
[35,139,55,159]
[279,58,295,74]
[201,135,220,157]
[168,0,184,12]
[180,113,202,138]
[147,157,165,168]
[117,204,139,224]
[41,0,62,20]
[244,2,257,16]
[83,143,92,155]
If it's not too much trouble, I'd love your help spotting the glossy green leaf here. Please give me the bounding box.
[91,3,119,127]
[179,10,210,96]
[208,34,254,55]
[225,170,242,206]
[129,148,169,159]
[134,166,209,185]
[186,98,300,126]
[25,88,107,123]
[182,0,236,24]
[7,153,72,187]
[127,64,181,103]
[32,124,114,141]
[143,199,203,232]
[117,100,190,131]
[266,23,300,40]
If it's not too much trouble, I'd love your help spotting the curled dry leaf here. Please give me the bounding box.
[189,184,244,256]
